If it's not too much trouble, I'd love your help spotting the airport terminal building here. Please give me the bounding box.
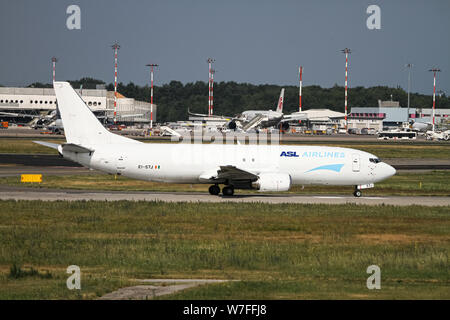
[350,100,450,129]
[0,87,156,126]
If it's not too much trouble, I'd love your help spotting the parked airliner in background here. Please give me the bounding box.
[189,89,305,132]
[35,82,396,197]
[227,88,307,131]
[188,88,287,131]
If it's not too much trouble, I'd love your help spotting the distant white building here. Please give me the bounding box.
[351,104,450,128]
[0,86,156,125]
[347,112,384,132]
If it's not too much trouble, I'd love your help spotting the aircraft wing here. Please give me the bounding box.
[199,165,258,183]
[188,108,210,117]
[217,165,258,181]
[280,113,308,122]
[188,108,233,119]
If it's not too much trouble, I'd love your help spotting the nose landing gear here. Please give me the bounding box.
[353,188,362,197]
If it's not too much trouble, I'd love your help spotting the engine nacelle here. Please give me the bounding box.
[252,173,291,192]
[228,121,237,130]
[279,122,289,131]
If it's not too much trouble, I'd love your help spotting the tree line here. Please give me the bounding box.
[26,77,449,123]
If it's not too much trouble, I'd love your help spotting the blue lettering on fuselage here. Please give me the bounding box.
[280,151,299,157]
[281,151,345,158]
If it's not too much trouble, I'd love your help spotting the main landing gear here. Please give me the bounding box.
[208,185,235,196]
[208,185,220,195]
[222,185,234,196]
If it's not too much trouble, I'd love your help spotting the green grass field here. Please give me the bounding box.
[2,170,449,196]
[1,137,449,159]
[0,201,448,299]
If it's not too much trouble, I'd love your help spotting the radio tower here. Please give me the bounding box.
[111,42,120,124]
[51,57,58,82]
[299,66,303,112]
[429,68,441,132]
[146,63,159,129]
[341,48,351,131]
[207,58,215,116]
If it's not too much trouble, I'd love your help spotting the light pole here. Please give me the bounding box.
[146,63,159,129]
[405,63,413,123]
[111,42,120,124]
[207,58,215,116]
[51,57,58,82]
[299,66,303,112]
[341,48,351,131]
[429,68,441,132]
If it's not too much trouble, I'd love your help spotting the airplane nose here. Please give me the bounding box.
[384,163,396,178]
[374,162,396,182]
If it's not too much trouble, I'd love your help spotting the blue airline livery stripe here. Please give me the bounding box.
[305,164,345,173]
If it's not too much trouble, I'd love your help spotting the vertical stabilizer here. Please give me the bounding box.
[53,81,137,146]
[276,88,285,113]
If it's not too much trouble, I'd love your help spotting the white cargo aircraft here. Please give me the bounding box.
[35,82,396,197]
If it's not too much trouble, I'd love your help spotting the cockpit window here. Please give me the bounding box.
[369,158,381,164]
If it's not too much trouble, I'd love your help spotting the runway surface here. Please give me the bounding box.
[0,165,91,177]
[0,187,448,206]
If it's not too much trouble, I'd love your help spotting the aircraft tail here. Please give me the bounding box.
[276,88,285,113]
[53,81,136,146]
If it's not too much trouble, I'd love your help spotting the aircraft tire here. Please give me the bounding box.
[209,185,220,195]
[353,189,362,197]
[222,186,234,196]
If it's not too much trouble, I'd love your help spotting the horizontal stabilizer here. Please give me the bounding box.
[62,143,94,153]
[33,141,60,150]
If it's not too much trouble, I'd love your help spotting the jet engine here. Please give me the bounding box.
[228,121,237,130]
[279,122,289,131]
[252,173,291,192]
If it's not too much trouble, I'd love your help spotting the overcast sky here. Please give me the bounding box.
[0,0,448,94]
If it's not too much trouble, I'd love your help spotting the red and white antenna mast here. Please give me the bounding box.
[429,67,441,132]
[341,48,351,131]
[299,66,303,112]
[207,58,215,116]
[146,63,159,129]
[210,68,216,116]
[51,57,58,82]
[111,42,120,124]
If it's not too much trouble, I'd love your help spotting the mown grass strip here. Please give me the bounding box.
[0,201,448,299]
